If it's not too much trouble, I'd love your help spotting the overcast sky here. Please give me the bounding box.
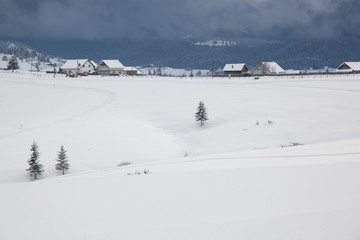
[0,0,359,41]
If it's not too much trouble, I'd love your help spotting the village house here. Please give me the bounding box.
[252,61,285,75]
[223,63,248,75]
[337,62,360,73]
[60,59,96,74]
[97,60,124,75]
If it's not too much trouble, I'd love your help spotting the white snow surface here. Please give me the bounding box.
[1,71,360,240]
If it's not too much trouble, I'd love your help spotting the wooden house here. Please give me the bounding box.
[124,66,142,76]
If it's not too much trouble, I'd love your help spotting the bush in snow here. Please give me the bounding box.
[195,101,208,126]
[55,145,70,175]
[7,58,19,71]
[26,141,44,180]
[118,161,132,167]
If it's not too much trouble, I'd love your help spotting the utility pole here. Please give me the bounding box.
[303,57,322,73]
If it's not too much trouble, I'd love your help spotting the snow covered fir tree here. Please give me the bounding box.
[55,145,70,175]
[26,141,44,180]
[195,101,208,126]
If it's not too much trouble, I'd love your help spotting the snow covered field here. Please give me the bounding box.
[1,70,360,239]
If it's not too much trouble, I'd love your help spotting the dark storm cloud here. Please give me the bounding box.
[0,0,359,40]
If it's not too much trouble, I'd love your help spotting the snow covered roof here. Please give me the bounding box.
[99,60,124,69]
[260,61,284,73]
[223,63,247,72]
[90,61,97,68]
[61,59,90,69]
[337,62,360,71]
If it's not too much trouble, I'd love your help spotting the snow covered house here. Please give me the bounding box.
[60,59,96,74]
[252,61,285,75]
[223,63,248,75]
[97,60,124,75]
[0,54,16,70]
[337,62,360,73]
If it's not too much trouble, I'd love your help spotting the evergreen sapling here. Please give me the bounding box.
[55,145,70,175]
[195,101,208,126]
[26,141,44,180]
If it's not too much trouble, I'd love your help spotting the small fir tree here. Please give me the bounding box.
[55,145,69,175]
[195,101,208,126]
[26,141,44,180]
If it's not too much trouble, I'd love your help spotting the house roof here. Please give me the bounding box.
[90,61,97,68]
[337,62,360,71]
[100,60,124,69]
[61,59,90,69]
[259,61,284,73]
[223,63,247,72]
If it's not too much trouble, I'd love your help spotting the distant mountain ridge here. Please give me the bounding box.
[2,37,360,71]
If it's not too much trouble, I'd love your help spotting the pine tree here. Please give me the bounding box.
[195,101,208,126]
[26,141,44,180]
[55,145,69,175]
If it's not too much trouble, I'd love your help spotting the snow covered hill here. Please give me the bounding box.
[0,71,360,239]
[0,40,65,71]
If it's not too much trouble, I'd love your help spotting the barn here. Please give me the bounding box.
[223,63,248,75]
[252,61,284,75]
[97,60,125,75]
[124,66,142,76]
[337,62,360,73]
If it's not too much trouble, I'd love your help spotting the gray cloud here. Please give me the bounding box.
[0,0,359,40]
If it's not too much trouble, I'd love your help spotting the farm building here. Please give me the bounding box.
[252,61,284,75]
[337,62,360,73]
[60,59,96,74]
[97,60,124,75]
[124,67,142,76]
[223,63,248,75]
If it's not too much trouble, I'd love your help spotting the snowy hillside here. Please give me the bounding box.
[0,41,65,71]
[1,71,360,239]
